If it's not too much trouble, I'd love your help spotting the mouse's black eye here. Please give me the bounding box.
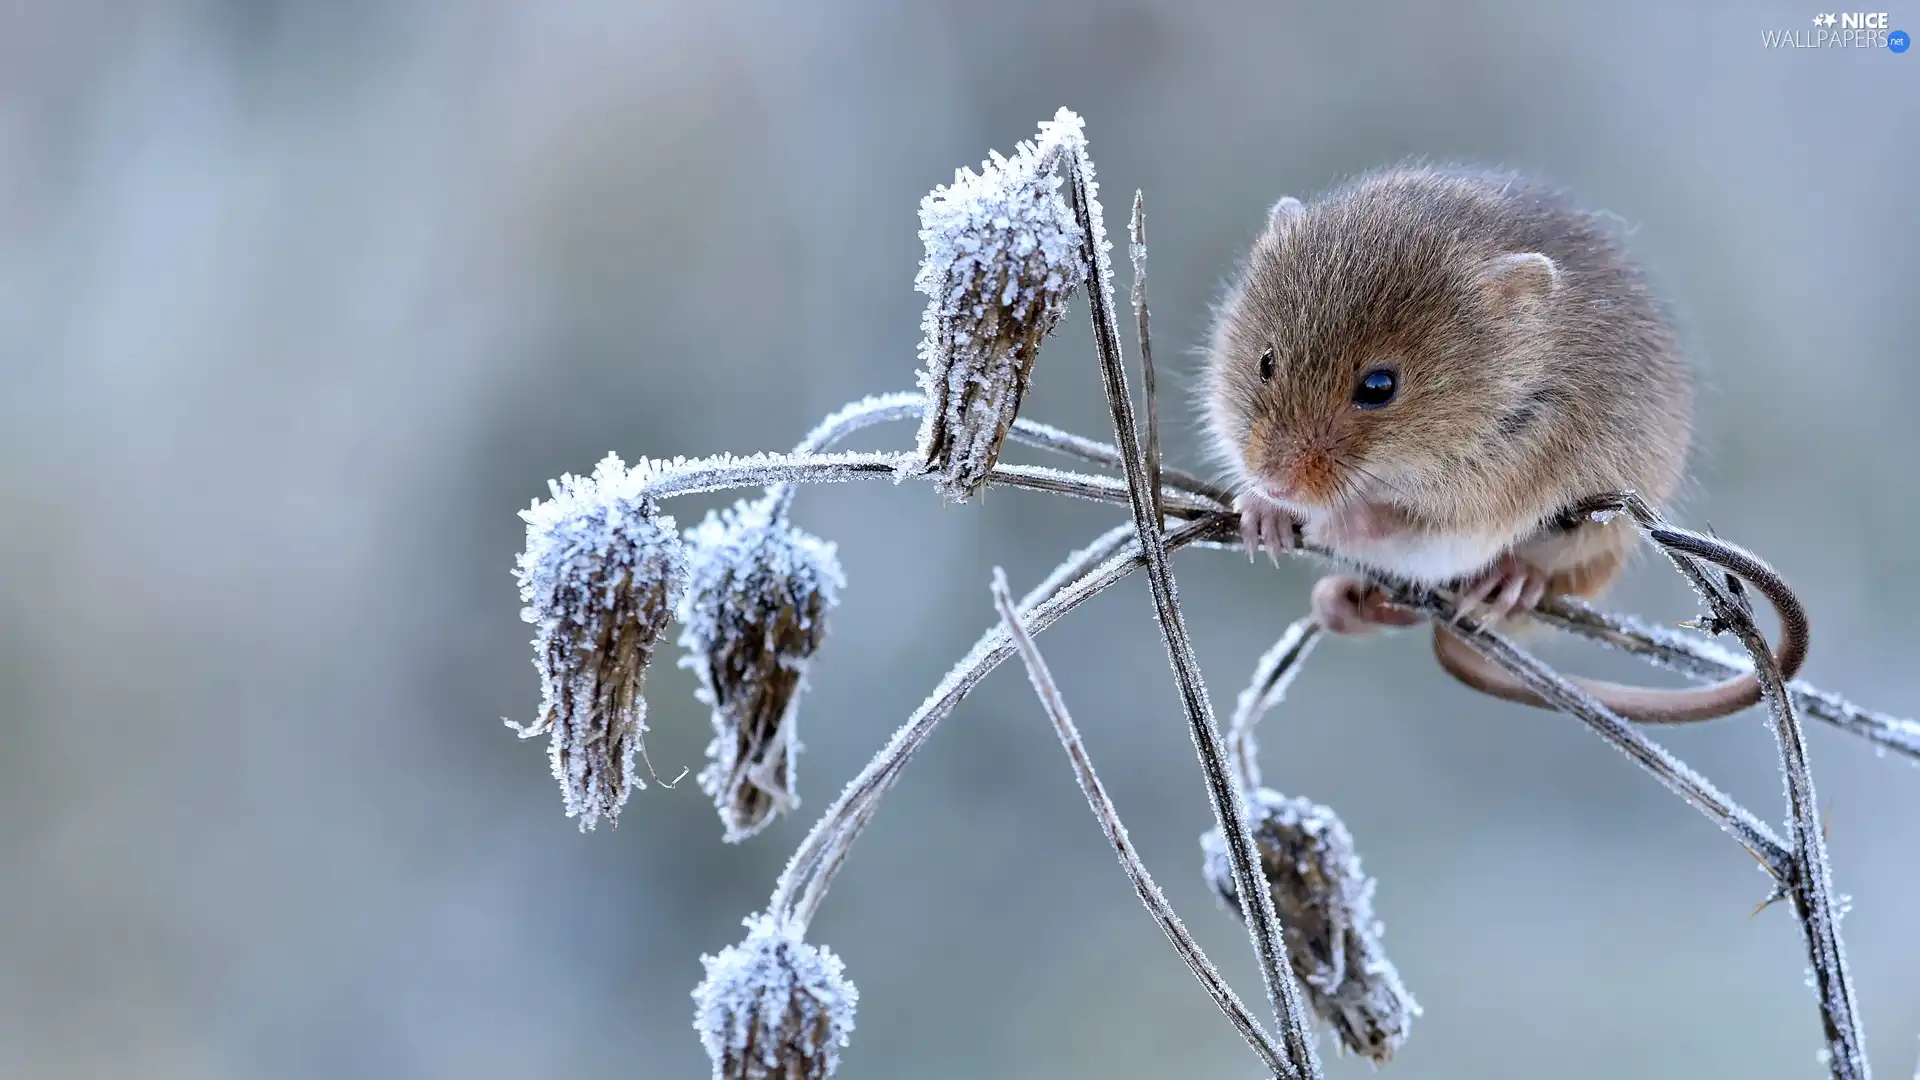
[1258,348,1275,382]
[1353,368,1397,408]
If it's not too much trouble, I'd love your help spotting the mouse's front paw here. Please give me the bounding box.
[1311,573,1421,636]
[1234,492,1303,564]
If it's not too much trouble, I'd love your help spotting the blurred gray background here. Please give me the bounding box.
[1,1,1915,1077]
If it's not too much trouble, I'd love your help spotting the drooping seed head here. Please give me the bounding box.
[511,452,688,831]
[693,912,859,1080]
[1201,788,1420,1062]
[912,108,1087,501]
[678,497,845,842]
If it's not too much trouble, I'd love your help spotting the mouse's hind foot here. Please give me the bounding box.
[1311,573,1421,636]
[1452,553,1549,626]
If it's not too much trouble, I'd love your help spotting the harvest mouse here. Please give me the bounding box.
[1204,165,1800,723]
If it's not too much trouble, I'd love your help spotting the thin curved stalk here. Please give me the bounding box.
[766,391,1230,517]
[1392,584,1795,881]
[1534,596,1920,763]
[622,448,1217,518]
[787,523,1141,925]
[1066,149,1320,1079]
[771,514,1234,924]
[1129,191,1166,529]
[1227,618,1323,795]
[991,463,1219,515]
[1598,493,1867,1080]
[991,569,1291,1079]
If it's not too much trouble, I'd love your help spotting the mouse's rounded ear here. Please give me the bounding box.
[1477,252,1560,313]
[1262,196,1305,242]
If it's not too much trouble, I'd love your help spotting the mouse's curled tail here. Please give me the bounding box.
[1431,524,1809,724]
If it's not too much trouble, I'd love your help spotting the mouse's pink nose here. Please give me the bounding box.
[1245,428,1340,506]
[1266,451,1343,507]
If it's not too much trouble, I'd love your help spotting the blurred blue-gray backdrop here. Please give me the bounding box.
[1,2,1915,1077]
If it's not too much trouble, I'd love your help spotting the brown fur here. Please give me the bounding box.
[1204,166,1800,725]
[1205,165,1692,572]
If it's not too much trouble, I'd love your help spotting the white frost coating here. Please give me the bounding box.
[511,452,689,830]
[693,913,859,1080]
[1610,610,1755,672]
[607,449,912,500]
[768,524,1175,923]
[1023,523,1135,609]
[679,497,846,843]
[912,108,1087,501]
[791,392,924,454]
[509,448,899,831]
[1228,618,1323,793]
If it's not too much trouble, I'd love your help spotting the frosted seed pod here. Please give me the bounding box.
[1201,788,1420,1062]
[679,497,845,842]
[693,912,859,1080]
[510,453,688,831]
[912,109,1087,501]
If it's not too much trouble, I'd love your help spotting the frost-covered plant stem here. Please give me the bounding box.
[778,521,1149,925]
[768,514,1235,927]
[1735,592,1868,1080]
[768,392,1229,518]
[1227,618,1324,795]
[545,437,1911,761]
[617,447,1218,518]
[1400,587,1795,881]
[1533,596,1920,763]
[1593,493,1868,1080]
[784,524,1152,926]
[564,432,1883,913]
[989,569,1293,1079]
[1063,144,1322,1078]
[1404,494,1868,1075]
[1128,191,1165,532]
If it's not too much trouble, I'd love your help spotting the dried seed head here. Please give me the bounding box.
[1201,788,1420,1062]
[510,452,688,831]
[912,108,1087,501]
[693,912,859,1080]
[678,497,845,842]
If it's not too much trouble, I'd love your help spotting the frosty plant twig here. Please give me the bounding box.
[1225,617,1322,800]
[1206,612,1422,1063]
[1061,133,1322,1076]
[1587,493,1865,1078]
[989,568,1293,1077]
[506,109,1917,1078]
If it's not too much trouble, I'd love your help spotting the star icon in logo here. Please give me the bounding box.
[1813,12,1837,26]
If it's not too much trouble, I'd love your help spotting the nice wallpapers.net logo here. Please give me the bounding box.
[1763,12,1911,50]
